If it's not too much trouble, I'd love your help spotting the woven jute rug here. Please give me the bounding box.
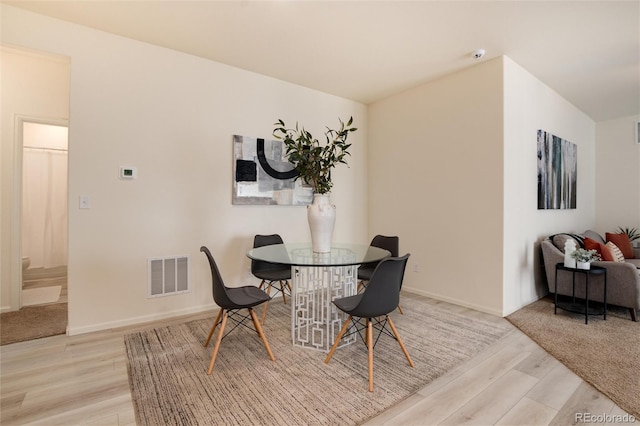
[125,294,510,425]
[507,297,640,418]
[0,303,67,345]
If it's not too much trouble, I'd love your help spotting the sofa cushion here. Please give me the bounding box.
[584,237,612,261]
[606,233,635,259]
[583,229,606,245]
[551,233,583,253]
[605,242,625,262]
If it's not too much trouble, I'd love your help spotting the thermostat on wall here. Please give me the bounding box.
[120,166,137,179]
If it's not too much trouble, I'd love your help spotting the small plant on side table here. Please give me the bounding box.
[571,248,601,269]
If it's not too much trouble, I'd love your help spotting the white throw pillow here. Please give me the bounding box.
[606,241,625,263]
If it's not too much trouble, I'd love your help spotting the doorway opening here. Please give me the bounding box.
[0,119,69,345]
[21,121,69,308]
[1,45,71,345]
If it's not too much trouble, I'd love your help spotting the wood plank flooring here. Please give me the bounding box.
[0,293,630,426]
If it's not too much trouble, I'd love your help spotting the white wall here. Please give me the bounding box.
[368,58,505,316]
[369,56,596,317]
[503,56,595,315]
[595,115,640,235]
[1,5,368,333]
[0,45,70,311]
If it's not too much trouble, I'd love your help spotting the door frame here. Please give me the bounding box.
[11,115,69,310]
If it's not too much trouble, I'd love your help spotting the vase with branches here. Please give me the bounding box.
[272,117,358,252]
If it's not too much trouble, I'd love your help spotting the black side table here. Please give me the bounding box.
[554,263,607,324]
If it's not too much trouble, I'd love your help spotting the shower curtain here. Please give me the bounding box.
[22,147,68,269]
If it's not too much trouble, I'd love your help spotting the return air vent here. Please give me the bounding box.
[148,255,190,298]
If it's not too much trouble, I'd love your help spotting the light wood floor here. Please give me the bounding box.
[0,293,630,426]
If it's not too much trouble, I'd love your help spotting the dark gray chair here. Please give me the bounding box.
[200,246,275,374]
[325,254,414,392]
[358,235,399,282]
[358,235,403,313]
[251,234,292,324]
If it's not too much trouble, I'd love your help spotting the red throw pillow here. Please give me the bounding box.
[605,233,635,259]
[584,237,613,261]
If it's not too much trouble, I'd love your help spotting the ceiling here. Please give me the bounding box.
[4,0,639,122]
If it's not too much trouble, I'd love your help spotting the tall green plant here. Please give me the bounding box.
[273,117,357,195]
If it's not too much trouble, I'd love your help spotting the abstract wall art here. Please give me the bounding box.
[537,130,577,210]
[232,135,313,205]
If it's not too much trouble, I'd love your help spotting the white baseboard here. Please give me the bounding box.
[67,303,217,336]
[402,286,504,317]
[59,292,286,336]
[502,301,538,317]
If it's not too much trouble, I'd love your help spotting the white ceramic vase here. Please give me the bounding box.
[563,239,577,268]
[576,261,590,270]
[307,193,335,253]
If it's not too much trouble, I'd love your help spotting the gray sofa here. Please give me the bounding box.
[541,230,640,321]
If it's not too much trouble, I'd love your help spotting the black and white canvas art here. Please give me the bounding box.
[232,135,313,205]
[537,130,577,210]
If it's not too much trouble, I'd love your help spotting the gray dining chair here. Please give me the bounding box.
[358,235,403,314]
[251,234,292,324]
[200,246,275,374]
[325,254,414,392]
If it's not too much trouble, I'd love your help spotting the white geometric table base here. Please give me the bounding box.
[291,264,358,351]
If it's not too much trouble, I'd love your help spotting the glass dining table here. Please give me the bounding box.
[247,243,391,351]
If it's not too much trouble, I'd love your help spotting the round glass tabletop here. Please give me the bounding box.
[247,243,391,267]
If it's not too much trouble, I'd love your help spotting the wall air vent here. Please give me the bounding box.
[148,255,190,298]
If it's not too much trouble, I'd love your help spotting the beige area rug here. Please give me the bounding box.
[507,297,640,418]
[0,303,67,345]
[125,295,511,425]
[21,286,61,306]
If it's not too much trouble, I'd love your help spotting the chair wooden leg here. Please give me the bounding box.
[367,318,374,392]
[397,304,404,315]
[258,279,266,290]
[249,308,275,361]
[261,300,270,325]
[204,309,223,347]
[207,311,228,374]
[387,315,414,367]
[630,308,638,322]
[324,315,352,364]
